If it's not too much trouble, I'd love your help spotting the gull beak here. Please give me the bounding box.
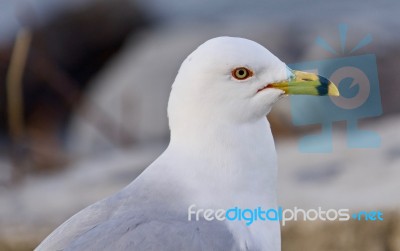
[267,68,340,96]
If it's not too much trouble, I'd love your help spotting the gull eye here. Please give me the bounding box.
[232,67,253,80]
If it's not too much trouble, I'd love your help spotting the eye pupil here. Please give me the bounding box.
[238,70,245,76]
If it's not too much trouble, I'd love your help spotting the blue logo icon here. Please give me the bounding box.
[289,24,382,152]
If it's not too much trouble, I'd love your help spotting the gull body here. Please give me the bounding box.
[36,37,338,251]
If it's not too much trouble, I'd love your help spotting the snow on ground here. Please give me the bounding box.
[277,115,400,211]
[0,142,166,244]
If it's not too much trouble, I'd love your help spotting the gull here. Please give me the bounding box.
[36,36,339,251]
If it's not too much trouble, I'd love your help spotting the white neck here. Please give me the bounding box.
[169,117,277,199]
[164,117,280,250]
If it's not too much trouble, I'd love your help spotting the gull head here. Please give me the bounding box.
[168,37,339,131]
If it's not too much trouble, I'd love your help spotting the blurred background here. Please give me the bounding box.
[0,0,399,250]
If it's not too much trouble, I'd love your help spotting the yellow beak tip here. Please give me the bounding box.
[328,83,340,97]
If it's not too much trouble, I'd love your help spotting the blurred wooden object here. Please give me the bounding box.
[6,28,31,140]
[6,28,32,182]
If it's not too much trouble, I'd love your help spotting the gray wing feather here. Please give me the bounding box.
[64,213,236,251]
[36,187,237,251]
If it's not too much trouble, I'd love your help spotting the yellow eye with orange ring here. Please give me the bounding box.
[232,67,253,80]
